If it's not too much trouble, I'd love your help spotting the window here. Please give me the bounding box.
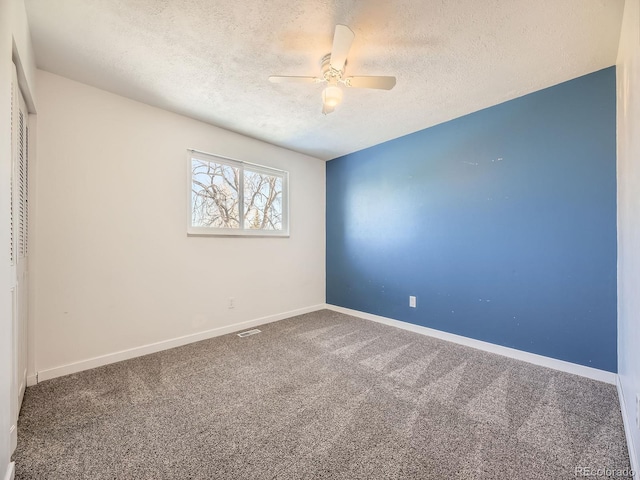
[188,150,289,236]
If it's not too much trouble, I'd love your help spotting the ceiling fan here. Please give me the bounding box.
[269,25,397,115]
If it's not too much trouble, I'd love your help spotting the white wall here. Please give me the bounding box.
[617,0,640,471]
[1,0,37,477]
[33,70,325,376]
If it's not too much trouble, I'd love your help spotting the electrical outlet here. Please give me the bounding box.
[409,296,417,308]
[228,297,235,309]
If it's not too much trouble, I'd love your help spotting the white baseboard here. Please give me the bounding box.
[325,304,617,385]
[9,425,16,455]
[617,377,639,478]
[26,374,37,387]
[3,462,14,480]
[36,304,326,383]
[30,303,618,387]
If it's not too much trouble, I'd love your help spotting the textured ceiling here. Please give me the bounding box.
[25,0,624,160]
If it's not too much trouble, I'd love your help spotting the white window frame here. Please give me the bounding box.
[187,149,289,237]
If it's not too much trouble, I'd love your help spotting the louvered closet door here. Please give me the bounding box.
[9,64,29,453]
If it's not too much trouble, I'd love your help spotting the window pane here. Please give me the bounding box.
[191,159,240,228]
[243,169,283,230]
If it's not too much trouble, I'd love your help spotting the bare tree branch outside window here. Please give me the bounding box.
[244,170,282,230]
[192,160,240,228]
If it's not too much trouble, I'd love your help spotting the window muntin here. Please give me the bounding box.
[188,150,288,236]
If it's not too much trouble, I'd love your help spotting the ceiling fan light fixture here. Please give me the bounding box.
[322,85,343,109]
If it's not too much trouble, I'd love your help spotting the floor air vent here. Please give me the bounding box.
[237,329,261,338]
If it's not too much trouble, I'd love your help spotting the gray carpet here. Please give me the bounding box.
[13,310,631,479]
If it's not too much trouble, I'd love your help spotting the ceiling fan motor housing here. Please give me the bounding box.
[321,53,345,85]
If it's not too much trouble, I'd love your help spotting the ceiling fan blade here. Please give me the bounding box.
[330,25,354,71]
[345,76,396,90]
[322,104,335,115]
[269,76,320,84]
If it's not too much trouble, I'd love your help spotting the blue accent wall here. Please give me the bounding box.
[326,67,617,372]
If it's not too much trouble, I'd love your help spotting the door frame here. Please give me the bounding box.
[8,56,35,455]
